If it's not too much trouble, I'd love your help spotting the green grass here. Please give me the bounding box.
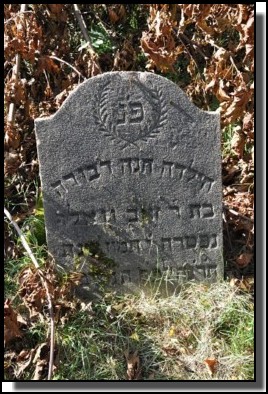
[5,250,254,381]
[50,282,254,380]
[4,211,254,381]
[4,207,47,302]
[222,124,236,158]
[5,258,27,300]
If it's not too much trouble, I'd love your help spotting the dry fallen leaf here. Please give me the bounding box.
[108,8,119,24]
[162,346,180,356]
[230,277,253,292]
[231,126,246,158]
[15,349,35,378]
[204,358,218,376]
[243,112,254,138]
[124,350,141,380]
[4,124,21,150]
[47,4,67,22]
[18,266,47,319]
[140,5,179,72]
[230,277,240,288]
[236,252,253,268]
[216,80,230,101]
[32,343,49,380]
[4,299,22,346]
[225,87,251,123]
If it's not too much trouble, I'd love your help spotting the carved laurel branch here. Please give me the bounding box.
[140,85,168,141]
[94,81,115,140]
[94,80,168,143]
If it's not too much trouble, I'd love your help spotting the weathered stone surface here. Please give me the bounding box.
[35,71,223,292]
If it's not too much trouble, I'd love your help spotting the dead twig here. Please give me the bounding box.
[7,4,27,125]
[73,4,93,51]
[175,30,210,109]
[223,211,233,252]
[173,28,208,60]
[49,55,86,81]
[208,39,241,75]
[4,207,55,381]
[177,32,204,78]
[73,4,101,74]
[223,205,254,223]
[4,10,33,25]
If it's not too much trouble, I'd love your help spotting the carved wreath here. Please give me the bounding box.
[94,79,168,146]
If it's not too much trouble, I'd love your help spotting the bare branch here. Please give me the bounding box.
[208,39,240,75]
[73,4,93,51]
[7,4,28,125]
[5,10,33,25]
[223,204,254,223]
[222,211,233,252]
[73,4,101,74]
[49,55,86,81]
[179,31,208,60]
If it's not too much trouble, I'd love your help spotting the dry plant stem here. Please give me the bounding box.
[93,11,111,37]
[174,27,208,60]
[208,39,240,75]
[223,211,233,252]
[73,4,93,48]
[4,207,55,381]
[178,33,204,80]
[228,208,254,223]
[4,10,33,25]
[7,4,27,125]
[49,55,86,81]
[73,4,101,71]
[181,33,208,59]
[229,55,240,75]
[223,204,254,223]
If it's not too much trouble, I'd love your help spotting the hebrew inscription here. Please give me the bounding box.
[50,158,215,198]
[35,71,223,292]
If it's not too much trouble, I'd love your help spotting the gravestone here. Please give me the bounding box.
[35,71,223,292]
